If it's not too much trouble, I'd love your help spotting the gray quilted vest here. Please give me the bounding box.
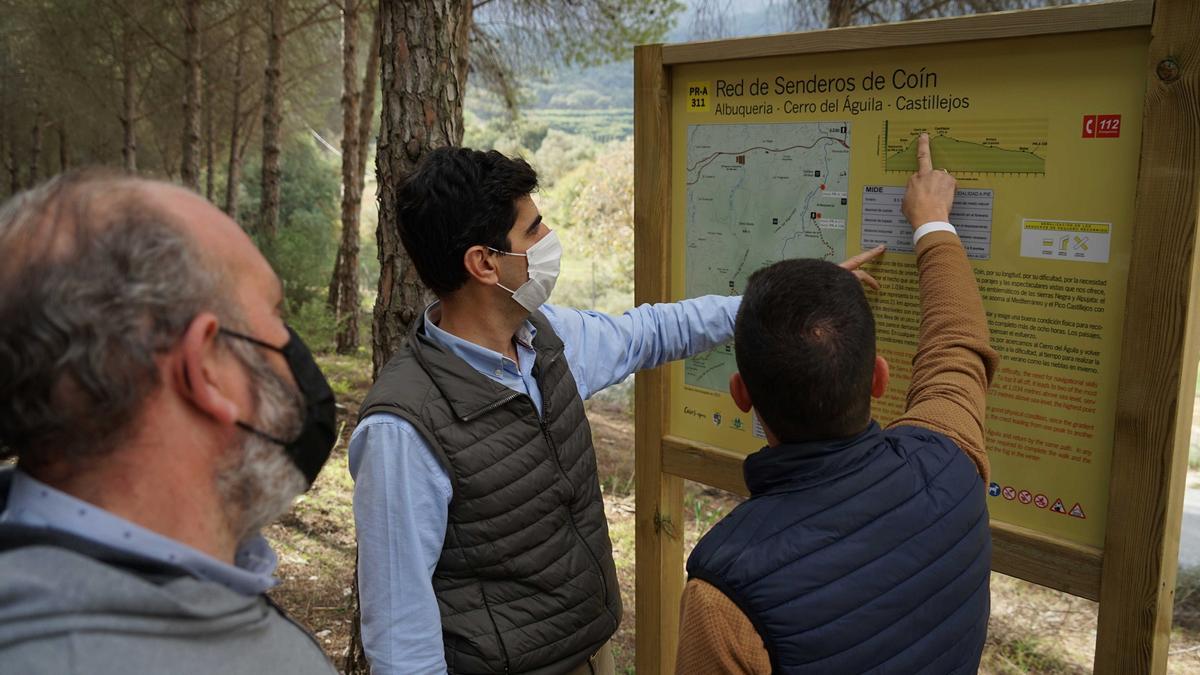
[358,311,621,674]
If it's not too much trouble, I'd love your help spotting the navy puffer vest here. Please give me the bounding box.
[687,423,990,674]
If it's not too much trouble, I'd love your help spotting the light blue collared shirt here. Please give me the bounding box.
[0,469,279,596]
[349,297,740,675]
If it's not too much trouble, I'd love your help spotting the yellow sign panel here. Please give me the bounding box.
[667,29,1149,548]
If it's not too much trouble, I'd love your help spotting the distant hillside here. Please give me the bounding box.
[465,0,779,143]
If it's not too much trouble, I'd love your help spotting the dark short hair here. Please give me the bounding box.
[395,147,539,296]
[735,258,876,443]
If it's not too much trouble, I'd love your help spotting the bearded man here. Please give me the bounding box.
[0,171,339,675]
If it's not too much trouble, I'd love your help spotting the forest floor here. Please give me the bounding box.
[266,352,1200,673]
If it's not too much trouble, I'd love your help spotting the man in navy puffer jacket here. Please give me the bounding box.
[677,134,999,675]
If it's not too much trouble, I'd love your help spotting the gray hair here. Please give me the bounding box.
[217,334,307,542]
[0,170,225,466]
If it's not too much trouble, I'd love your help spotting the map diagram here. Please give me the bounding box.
[684,122,850,392]
[883,118,1048,175]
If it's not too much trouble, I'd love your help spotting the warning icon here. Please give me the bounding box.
[1051,498,1067,514]
[1069,503,1086,519]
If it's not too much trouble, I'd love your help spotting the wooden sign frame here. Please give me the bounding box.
[632,1,1200,672]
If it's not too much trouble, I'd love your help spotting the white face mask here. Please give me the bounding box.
[490,230,562,312]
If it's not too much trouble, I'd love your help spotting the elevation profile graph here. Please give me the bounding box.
[883,119,1048,175]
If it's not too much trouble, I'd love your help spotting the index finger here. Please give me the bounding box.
[839,244,886,271]
[916,132,932,175]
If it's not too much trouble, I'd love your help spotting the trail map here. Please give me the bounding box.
[684,122,850,392]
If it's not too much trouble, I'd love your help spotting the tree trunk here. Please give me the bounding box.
[28,107,41,188]
[180,0,202,190]
[205,79,215,201]
[341,17,382,665]
[350,5,469,666]
[5,102,18,194]
[58,126,69,172]
[356,10,381,187]
[121,22,138,174]
[373,0,472,375]
[225,10,249,218]
[828,0,855,27]
[334,7,383,352]
[6,143,18,197]
[229,99,263,225]
[329,0,363,353]
[259,0,285,240]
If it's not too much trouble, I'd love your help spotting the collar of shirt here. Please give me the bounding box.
[0,469,279,596]
[423,302,538,385]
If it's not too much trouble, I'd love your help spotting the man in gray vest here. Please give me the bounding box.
[0,171,338,674]
[351,148,882,674]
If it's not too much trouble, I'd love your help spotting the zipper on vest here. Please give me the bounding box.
[477,581,512,674]
[532,356,618,630]
[460,392,521,423]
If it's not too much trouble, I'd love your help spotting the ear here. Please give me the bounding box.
[173,312,241,425]
[729,372,753,413]
[871,355,890,399]
[462,244,501,286]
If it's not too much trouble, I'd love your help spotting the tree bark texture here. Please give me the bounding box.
[356,11,381,186]
[7,144,18,196]
[373,0,472,375]
[5,101,18,193]
[329,0,362,353]
[331,0,357,333]
[259,0,285,240]
[828,0,854,27]
[205,79,215,201]
[0,93,8,196]
[28,107,41,188]
[225,9,249,218]
[228,99,262,224]
[121,22,138,174]
[58,126,68,173]
[181,0,202,190]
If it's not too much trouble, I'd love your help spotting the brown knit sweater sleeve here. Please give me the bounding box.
[886,230,999,481]
[676,579,771,675]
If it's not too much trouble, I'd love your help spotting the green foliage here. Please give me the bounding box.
[984,635,1073,674]
[289,297,338,354]
[520,121,550,153]
[543,139,635,314]
[239,134,341,348]
[524,108,632,142]
[532,130,597,187]
[243,135,339,289]
[524,61,637,110]
[685,490,730,534]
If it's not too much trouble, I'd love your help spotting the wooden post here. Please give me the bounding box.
[1095,1,1200,672]
[634,43,684,675]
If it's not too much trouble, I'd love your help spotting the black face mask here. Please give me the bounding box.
[218,325,337,487]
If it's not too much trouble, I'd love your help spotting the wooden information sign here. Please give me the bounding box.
[633,1,1200,672]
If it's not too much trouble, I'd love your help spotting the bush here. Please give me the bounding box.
[541,138,634,314]
[289,298,338,354]
[239,134,341,318]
